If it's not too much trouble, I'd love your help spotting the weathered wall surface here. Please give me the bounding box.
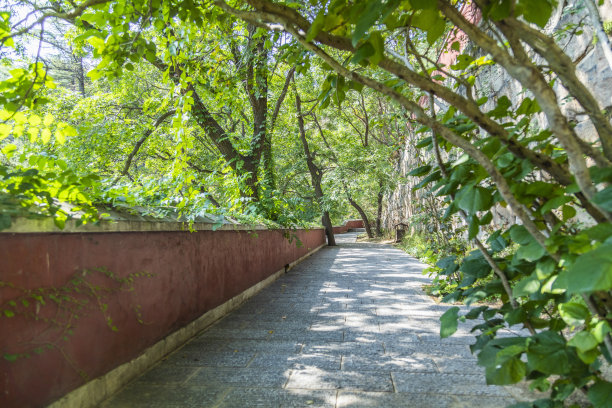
[332,219,365,234]
[383,1,612,231]
[0,224,325,408]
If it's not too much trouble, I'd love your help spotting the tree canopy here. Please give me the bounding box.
[3,0,612,406]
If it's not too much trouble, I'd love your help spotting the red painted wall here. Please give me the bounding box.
[332,219,364,234]
[0,227,325,408]
[344,220,364,229]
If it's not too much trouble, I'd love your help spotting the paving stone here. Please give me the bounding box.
[418,333,476,345]
[217,388,336,408]
[200,328,270,340]
[187,367,292,388]
[342,354,437,372]
[336,391,456,408]
[163,350,255,368]
[302,341,385,356]
[431,356,485,375]
[101,383,228,407]
[135,364,200,385]
[450,395,519,407]
[287,368,393,392]
[248,352,341,370]
[269,328,344,342]
[189,339,304,354]
[384,342,474,358]
[392,372,512,397]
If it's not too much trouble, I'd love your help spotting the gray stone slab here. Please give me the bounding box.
[418,333,477,345]
[302,341,385,356]
[269,328,344,342]
[187,367,292,388]
[101,384,228,407]
[188,339,304,354]
[384,342,474,358]
[217,388,337,408]
[164,350,255,368]
[431,356,484,375]
[135,364,199,385]
[392,372,512,397]
[342,354,437,372]
[247,352,341,371]
[287,368,393,392]
[337,391,456,408]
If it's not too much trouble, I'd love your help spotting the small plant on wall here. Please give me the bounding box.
[1,267,153,380]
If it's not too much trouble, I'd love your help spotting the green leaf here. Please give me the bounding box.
[3,353,18,362]
[436,255,458,275]
[455,184,493,214]
[488,96,512,119]
[415,136,432,148]
[509,225,532,245]
[519,0,553,28]
[592,321,611,343]
[577,347,600,365]
[512,274,540,298]
[592,186,612,212]
[412,8,446,44]
[516,97,541,116]
[460,251,491,278]
[588,381,612,408]
[368,31,385,66]
[558,302,589,327]
[408,164,431,177]
[527,331,569,375]
[568,331,598,352]
[540,195,572,213]
[535,259,556,280]
[306,11,326,42]
[554,243,612,294]
[351,42,375,65]
[487,0,512,21]
[487,230,507,253]
[440,306,460,338]
[468,215,479,240]
[352,0,385,46]
[561,205,576,221]
[583,223,612,241]
[516,241,546,262]
[486,357,526,385]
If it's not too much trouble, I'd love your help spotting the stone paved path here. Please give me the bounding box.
[102,232,526,408]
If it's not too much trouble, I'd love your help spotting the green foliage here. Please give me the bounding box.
[3,1,612,406]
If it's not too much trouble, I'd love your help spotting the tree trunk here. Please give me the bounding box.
[321,212,336,247]
[295,91,336,246]
[348,197,373,238]
[76,56,85,97]
[375,179,384,237]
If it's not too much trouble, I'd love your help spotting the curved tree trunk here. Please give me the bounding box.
[375,179,384,237]
[295,90,336,246]
[348,197,373,238]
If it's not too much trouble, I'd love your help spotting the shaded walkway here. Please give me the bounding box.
[102,232,525,407]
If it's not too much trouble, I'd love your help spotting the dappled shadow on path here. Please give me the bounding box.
[102,232,523,408]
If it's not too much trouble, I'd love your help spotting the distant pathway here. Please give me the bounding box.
[102,232,527,408]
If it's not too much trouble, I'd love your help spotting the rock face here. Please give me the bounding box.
[383,1,612,233]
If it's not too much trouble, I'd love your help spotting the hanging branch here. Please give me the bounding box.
[112,110,175,185]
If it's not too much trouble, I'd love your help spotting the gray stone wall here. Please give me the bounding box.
[383,0,612,233]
